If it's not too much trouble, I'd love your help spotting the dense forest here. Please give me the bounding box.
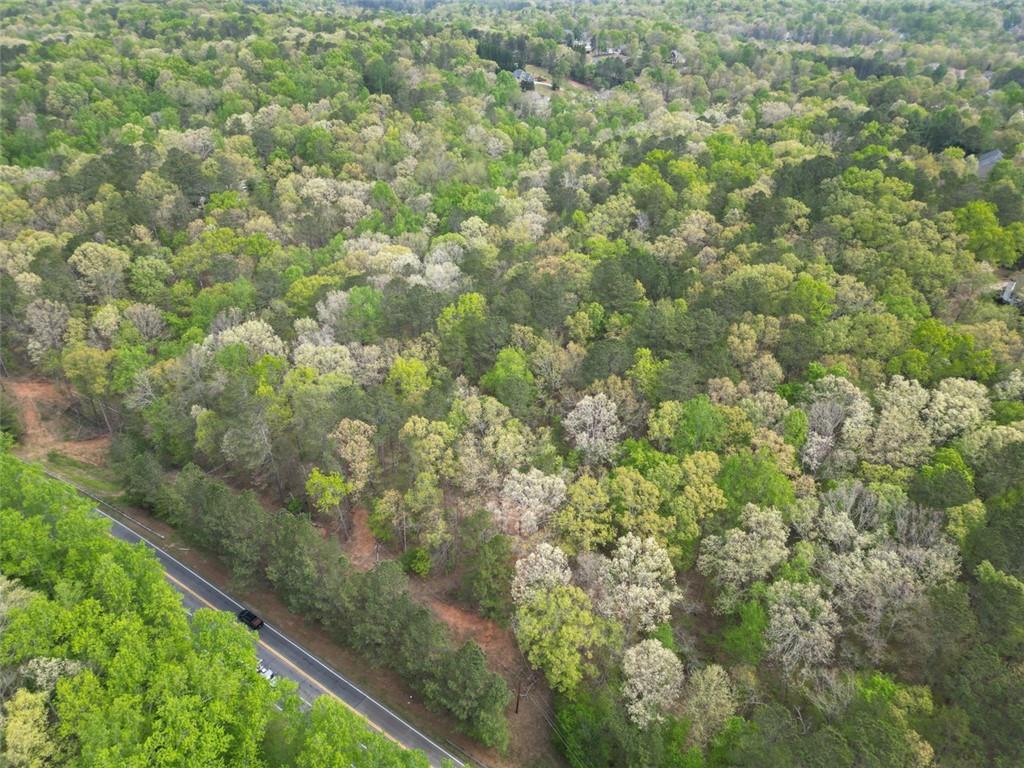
[1,0,1023,766]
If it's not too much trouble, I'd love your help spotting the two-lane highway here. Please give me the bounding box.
[97,508,463,768]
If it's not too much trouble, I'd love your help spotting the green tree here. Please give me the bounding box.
[909,448,975,509]
[462,533,515,625]
[481,347,537,418]
[514,584,611,694]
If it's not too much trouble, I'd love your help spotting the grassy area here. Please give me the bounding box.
[44,450,124,498]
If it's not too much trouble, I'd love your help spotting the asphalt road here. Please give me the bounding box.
[96,508,464,768]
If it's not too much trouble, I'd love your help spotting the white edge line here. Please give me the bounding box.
[95,509,465,767]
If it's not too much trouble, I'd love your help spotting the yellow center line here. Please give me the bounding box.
[161,571,400,746]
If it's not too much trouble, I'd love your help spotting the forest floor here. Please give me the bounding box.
[1,376,563,768]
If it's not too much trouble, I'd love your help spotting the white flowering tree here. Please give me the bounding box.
[205,318,287,359]
[330,419,378,499]
[564,393,624,464]
[821,545,958,663]
[68,242,131,300]
[600,533,679,635]
[924,377,990,443]
[495,468,567,536]
[622,639,684,728]
[765,581,840,676]
[801,375,874,474]
[123,303,167,341]
[681,664,736,747]
[697,504,789,613]
[24,298,69,364]
[867,376,932,468]
[511,542,571,605]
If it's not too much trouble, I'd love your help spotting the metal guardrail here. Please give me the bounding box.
[39,467,166,540]
[442,740,493,768]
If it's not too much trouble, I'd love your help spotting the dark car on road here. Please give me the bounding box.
[237,609,264,630]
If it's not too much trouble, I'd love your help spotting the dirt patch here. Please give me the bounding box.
[410,573,562,768]
[2,378,111,465]
[427,598,520,670]
[343,506,381,571]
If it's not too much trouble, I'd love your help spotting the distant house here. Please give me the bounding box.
[1000,279,1023,308]
[1001,280,1017,304]
[512,68,535,90]
[977,149,1004,177]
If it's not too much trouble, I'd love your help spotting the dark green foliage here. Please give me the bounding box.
[965,489,1024,578]
[481,347,538,419]
[110,452,511,750]
[909,447,975,508]
[712,704,854,768]
[0,387,25,440]
[461,532,515,625]
[424,642,511,750]
[400,546,432,576]
[950,645,1024,766]
[556,687,696,768]
[972,561,1024,659]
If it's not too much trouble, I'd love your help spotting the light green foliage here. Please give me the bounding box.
[716,450,795,520]
[481,347,537,417]
[2,688,57,768]
[515,584,611,694]
[909,448,974,508]
[554,473,615,554]
[0,449,428,767]
[387,356,432,405]
[955,200,1024,267]
[305,467,352,519]
[720,599,768,665]
[648,396,748,457]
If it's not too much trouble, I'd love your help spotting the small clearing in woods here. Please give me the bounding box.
[342,506,380,570]
[343,507,523,669]
[3,379,111,465]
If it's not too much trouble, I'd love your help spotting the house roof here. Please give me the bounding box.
[978,149,1004,175]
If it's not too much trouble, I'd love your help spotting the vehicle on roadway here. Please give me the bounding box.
[237,608,264,630]
[257,660,277,684]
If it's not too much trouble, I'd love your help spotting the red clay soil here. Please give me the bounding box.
[409,570,562,768]
[342,506,380,571]
[421,591,561,767]
[346,512,562,765]
[428,598,521,670]
[2,378,110,464]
